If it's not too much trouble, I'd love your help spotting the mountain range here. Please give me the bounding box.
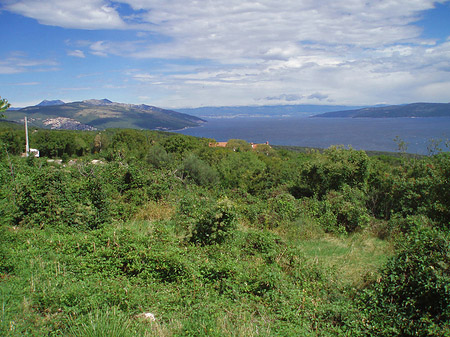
[313,102,450,118]
[6,99,205,131]
[6,101,450,131]
[177,104,368,118]
[179,102,450,119]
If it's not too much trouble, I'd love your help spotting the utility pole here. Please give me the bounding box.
[25,116,29,156]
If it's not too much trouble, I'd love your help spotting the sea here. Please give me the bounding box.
[175,116,450,155]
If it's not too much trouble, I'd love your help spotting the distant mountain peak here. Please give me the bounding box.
[37,99,65,106]
[81,99,162,112]
[82,98,113,105]
[14,98,205,131]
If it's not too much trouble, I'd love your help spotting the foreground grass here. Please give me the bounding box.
[0,213,393,337]
[298,234,392,287]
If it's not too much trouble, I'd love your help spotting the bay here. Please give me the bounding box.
[175,116,450,155]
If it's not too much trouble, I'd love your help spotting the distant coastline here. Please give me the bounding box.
[313,103,450,118]
[176,116,450,155]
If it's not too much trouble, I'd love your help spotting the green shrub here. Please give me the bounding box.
[324,185,370,233]
[190,198,237,245]
[0,226,15,274]
[246,264,282,297]
[217,151,267,193]
[239,192,299,229]
[385,214,435,237]
[0,130,24,155]
[12,165,110,230]
[242,230,282,255]
[300,197,340,234]
[111,129,149,159]
[424,153,450,227]
[178,312,222,337]
[358,226,450,336]
[173,189,214,233]
[179,154,219,186]
[162,134,200,156]
[269,193,299,223]
[146,144,171,169]
[299,185,369,234]
[294,146,369,199]
[242,230,283,263]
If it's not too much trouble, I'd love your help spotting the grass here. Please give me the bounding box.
[296,232,393,286]
[133,200,175,221]
[0,211,393,336]
[275,216,393,287]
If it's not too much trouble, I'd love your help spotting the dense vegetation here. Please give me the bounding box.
[1,123,449,336]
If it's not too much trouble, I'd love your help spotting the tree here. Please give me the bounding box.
[394,135,408,154]
[0,129,24,155]
[226,139,251,152]
[111,129,148,158]
[293,146,369,199]
[92,133,109,153]
[179,153,219,186]
[162,134,199,156]
[147,145,171,169]
[0,96,10,118]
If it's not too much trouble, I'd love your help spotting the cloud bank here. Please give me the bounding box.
[3,0,450,107]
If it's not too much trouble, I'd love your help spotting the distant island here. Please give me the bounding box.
[314,103,450,118]
[6,99,205,131]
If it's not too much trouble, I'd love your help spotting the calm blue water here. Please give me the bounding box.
[175,117,450,155]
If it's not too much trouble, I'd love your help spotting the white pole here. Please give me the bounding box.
[25,116,29,156]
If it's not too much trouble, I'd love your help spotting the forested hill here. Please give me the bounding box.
[314,102,450,118]
[7,99,205,130]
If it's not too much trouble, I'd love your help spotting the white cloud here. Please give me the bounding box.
[0,65,21,74]
[118,0,438,59]
[68,50,86,58]
[3,0,126,29]
[12,82,40,86]
[132,73,156,82]
[0,56,58,74]
[89,41,109,57]
[265,94,304,102]
[4,0,450,106]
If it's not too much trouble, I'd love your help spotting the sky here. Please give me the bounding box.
[1,0,450,109]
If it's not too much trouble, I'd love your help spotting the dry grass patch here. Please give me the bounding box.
[133,201,175,221]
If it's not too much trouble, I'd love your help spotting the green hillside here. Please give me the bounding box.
[1,126,449,336]
[6,99,205,131]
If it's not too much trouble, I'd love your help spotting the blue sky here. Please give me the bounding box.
[1,0,450,109]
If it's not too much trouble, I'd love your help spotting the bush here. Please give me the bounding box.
[217,151,267,193]
[324,185,370,233]
[190,198,237,245]
[242,230,283,263]
[146,145,171,169]
[300,197,340,234]
[255,193,300,228]
[358,226,450,336]
[385,214,435,237]
[12,163,110,229]
[294,146,369,199]
[424,153,450,227]
[179,154,219,186]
